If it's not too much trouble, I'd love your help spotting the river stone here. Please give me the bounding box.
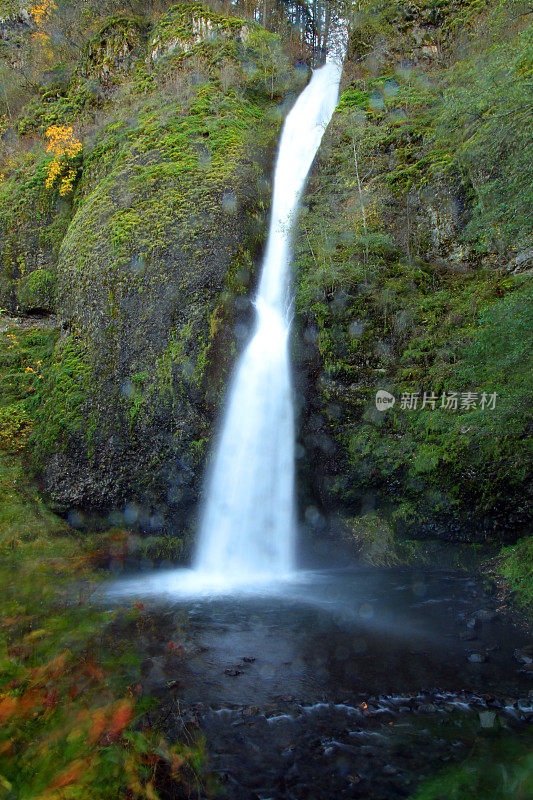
[468,652,487,664]
[474,609,497,622]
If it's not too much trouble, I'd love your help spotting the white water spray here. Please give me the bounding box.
[194,54,344,582]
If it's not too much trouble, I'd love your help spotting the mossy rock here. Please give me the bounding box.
[294,9,533,542]
[80,16,150,86]
[18,268,56,313]
[24,8,295,534]
[0,156,73,312]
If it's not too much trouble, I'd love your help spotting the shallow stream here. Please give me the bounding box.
[106,566,532,798]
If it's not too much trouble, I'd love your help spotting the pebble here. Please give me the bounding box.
[514,646,533,665]
[468,652,487,663]
[474,609,497,622]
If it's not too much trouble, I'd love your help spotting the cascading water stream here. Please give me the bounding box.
[194,53,344,582]
[106,43,346,599]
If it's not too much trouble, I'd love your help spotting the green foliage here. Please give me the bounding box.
[341,275,532,523]
[18,268,56,312]
[295,3,533,535]
[498,536,533,612]
[0,327,58,453]
[344,5,532,255]
[137,533,186,562]
[0,154,73,311]
[0,0,18,18]
[0,454,205,799]
[345,512,433,566]
[411,730,533,800]
[29,333,93,460]
[17,89,94,136]
[1,0,288,475]
[60,22,284,271]
[433,25,533,252]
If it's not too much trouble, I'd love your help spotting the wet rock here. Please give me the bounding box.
[474,609,497,622]
[479,711,496,728]
[517,698,533,714]
[418,703,438,713]
[468,652,487,664]
[514,646,533,665]
[144,662,167,691]
[224,668,243,676]
[242,657,256,663]
[459,630,477,641]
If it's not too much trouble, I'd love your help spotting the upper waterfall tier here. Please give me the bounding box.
[258,58,344,313]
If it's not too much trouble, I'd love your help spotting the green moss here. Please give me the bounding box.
[0,452,67,542]
[344,512,407,566]
[153,2,247,51]
[498,536,533,613]
[343,511,476,566]
[137,533,187,562]
[62,45,282,279]
[30,333,92,461]
[410,729,533,800]
[0,0,18,19]
[0,325,92,464]
[18,269,56,313]
[0,154,73,311]
[17,90,92,136]
[295,6,533,537]
[0,326,59,455]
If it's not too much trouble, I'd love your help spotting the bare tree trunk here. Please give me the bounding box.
[322,2,332,52]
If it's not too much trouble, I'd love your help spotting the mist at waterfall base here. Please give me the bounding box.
[108,56,343,600]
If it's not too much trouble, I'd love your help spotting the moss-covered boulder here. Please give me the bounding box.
[80,16,149,87]
[14,5,297,541]
[149,2,251,62]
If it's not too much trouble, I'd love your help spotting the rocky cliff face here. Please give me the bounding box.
[293,0,532,544]
[1,0,530,550]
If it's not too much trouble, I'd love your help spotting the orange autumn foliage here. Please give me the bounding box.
[45,126,82,195]
[30,0,57,42]
[109,699,134,737]
[0,695,18,724]
[29,650,70,684]
[88,708,108,745]
[48,758,88,790]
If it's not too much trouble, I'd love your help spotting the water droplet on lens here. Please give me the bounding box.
[123,503,139,525]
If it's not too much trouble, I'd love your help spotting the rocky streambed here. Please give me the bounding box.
[106,566,532,798]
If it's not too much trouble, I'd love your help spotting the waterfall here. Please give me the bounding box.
[194,53,344,581]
